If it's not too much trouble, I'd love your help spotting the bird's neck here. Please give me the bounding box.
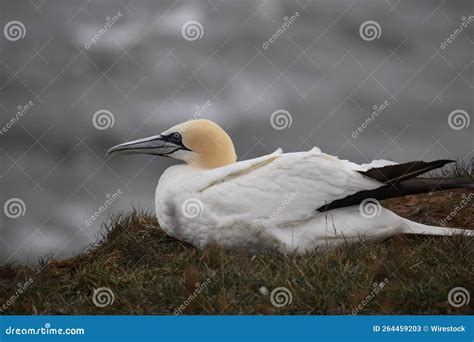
[191,150,236,169]
[188,138,237,169]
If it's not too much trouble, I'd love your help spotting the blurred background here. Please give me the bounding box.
[0,0,472,263]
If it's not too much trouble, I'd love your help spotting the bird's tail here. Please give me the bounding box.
[400,218,473,236]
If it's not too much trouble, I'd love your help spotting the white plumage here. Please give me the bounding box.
[107,119,472,254]
[155,148,469,253]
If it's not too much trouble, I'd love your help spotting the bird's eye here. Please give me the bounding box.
[170,132,182,143]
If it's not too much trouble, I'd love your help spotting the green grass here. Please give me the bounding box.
[429,158,473,180]
[1,210,473,315]
[0,162,473,315]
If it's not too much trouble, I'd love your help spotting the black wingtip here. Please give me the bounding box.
[360,159,459,185]
[317,176,473,212]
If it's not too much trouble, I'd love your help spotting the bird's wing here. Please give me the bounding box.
[358,159,398,171]
[196,148,383,224]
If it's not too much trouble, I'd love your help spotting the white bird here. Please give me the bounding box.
[107,119,473,254]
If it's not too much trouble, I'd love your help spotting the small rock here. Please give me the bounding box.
[259,286,269,296]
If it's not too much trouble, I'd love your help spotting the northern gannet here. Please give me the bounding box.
[107,119,473,254]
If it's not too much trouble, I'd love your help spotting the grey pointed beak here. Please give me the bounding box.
[106,134,189,156]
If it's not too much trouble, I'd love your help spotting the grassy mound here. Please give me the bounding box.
[1,188,473,315]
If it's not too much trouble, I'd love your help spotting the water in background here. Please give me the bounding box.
[0,0,472,263]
